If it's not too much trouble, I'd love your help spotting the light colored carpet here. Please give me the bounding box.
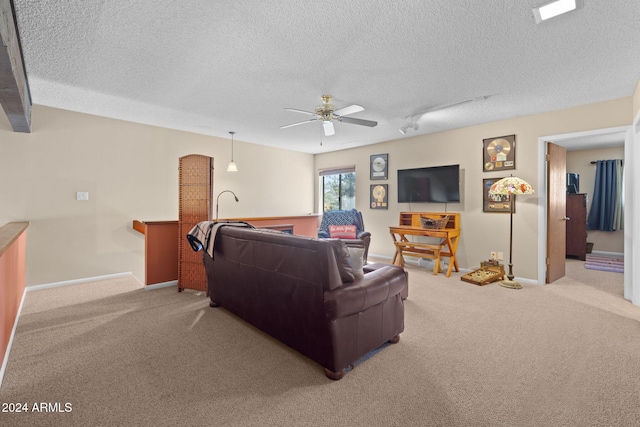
[1,260,638,427]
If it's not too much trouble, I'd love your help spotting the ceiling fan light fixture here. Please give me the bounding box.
[281,94,377,137]
[533,0,583,24]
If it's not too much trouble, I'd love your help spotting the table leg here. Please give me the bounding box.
[445,256,455,277]
[443,236,460,277]
[432,250,441,275]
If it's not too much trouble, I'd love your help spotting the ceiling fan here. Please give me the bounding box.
[280,94,377,136]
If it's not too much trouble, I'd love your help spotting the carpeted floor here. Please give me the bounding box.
[1,259,638,427]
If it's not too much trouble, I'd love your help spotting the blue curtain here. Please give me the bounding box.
[587,159,624,231]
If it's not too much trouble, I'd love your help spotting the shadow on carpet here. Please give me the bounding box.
[585,254,624,273]
[345,342,391,372]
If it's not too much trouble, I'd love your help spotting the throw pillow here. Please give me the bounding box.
[325,239,355,283]
[347,247,365,279]
[328,224,357,239]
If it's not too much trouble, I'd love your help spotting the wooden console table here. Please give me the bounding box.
[133,215,319,286]
[389,212,461,277]
[133,220,178,286]
[1,222,29,373]
[223,215,320,237]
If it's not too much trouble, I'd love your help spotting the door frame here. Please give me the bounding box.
[536,125,629,286]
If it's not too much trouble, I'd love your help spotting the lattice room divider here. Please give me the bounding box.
[178,155,213,292]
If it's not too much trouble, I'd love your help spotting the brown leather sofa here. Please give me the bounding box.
[201,226,407,380]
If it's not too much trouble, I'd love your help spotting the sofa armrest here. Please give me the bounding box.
[337,238,364,248]
[357,230,371,240]
[324,266,406,320]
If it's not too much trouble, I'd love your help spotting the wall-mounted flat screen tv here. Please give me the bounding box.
[397,164,460,203]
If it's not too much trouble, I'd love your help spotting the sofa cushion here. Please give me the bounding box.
[347,247,365,278]
[328,224,357,239]
[325,239,355,283]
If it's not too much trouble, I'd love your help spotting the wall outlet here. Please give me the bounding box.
[497,251,504,261]
[76,191,89,201]
[490,251,497,260]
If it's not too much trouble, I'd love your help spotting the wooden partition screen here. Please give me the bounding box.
[178,155,213,292]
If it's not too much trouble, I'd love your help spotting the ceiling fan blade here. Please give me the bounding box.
[284,108,316,116]
[323,121,335,136]
[280,119,318,129]
[334,104,364,116]
[338,116,378,127]
[333,104,364,116]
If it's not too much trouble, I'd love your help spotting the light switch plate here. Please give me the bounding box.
[76,191,89,201]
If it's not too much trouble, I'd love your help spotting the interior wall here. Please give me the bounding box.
[0,105,315,286]
[315,97,632,283]
[633,79,640,119]
[566,146,625,254]
[628,102,640,305]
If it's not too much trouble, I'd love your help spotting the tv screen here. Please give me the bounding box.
[397,164,460,203]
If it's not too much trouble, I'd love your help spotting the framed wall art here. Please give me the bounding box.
[370,184,388,209]
[483,178,513,213]
[483,134,515,172]
[370,153,388,180]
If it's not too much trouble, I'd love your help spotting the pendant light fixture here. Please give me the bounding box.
[227,131,238,172]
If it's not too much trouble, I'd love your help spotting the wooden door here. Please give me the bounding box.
[565,194,587,260]
[546,142,567,283]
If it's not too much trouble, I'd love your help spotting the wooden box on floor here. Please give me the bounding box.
[461,265,505,286]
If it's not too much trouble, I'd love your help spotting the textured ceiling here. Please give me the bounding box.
[12,0,640,154]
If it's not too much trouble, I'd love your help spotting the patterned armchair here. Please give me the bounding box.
[318,209,371,263]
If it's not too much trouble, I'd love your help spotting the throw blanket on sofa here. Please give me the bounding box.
[187,221,254,258]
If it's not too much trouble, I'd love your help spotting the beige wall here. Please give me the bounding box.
[315,97,632,282]
[0,105,315,286]
[1,95,634,286]
[633,79,640,119]
[566,146,625,254]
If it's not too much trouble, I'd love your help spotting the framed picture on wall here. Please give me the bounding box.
[483,134,516,172]
[370,184,388,209]
[370,154,388,180]
[483,178,513,213]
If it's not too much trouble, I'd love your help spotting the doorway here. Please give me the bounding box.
[537,126,628,284]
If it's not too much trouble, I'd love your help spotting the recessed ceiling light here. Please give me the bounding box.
[533,0,583,24]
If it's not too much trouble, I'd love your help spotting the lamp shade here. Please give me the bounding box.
[488,176,534,196]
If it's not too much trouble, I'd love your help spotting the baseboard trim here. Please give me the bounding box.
[591,250,624,257]
[0,288,27,390]
[368,253,539,285]
[144,280,178,290]
[367,253,393,261]
[27,272,134,292]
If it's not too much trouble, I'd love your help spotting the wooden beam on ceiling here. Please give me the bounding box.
[0,0,31,133]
